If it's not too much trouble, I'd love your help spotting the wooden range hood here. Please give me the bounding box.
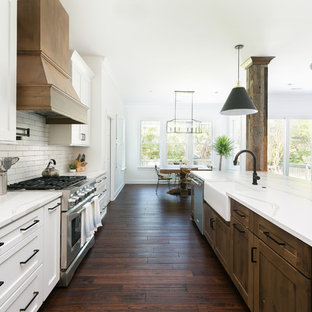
[17,0,88,124]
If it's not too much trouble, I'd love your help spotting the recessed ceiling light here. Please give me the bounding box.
[288,83,294,86]
[214,91,219,94]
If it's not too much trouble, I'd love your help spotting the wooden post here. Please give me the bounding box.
[242,57,275,171]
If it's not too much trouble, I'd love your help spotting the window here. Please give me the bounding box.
[193,123,212,166]
[229,116,243,169]
[268,119,285,175]
[289,120,312,180]
[268,119,312,181]
[140,121,160,166]
[167,133,187,165]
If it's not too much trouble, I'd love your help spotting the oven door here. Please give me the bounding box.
[61,205,85,270]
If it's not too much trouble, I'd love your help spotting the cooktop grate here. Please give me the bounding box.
[8,176,87,190]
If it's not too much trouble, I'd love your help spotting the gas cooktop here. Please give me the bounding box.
[8,176,87,190]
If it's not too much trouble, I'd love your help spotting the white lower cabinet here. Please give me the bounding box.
[0,265,43,312]
[0,230,43,307]
[0,197,61,311]
[43,199,61,300]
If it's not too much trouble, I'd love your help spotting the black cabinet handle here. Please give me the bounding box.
[0,242,4,247]
[209,218,215,230]
[81,133,86,141]
[233,209,246,218]
[263,232,285,246]
[19,291,39,311]
[20,249,39,265]
[233,223,245,234]
[48,203,61,212]
[251,247,257,263]
[0,281,4,287]
[20,220,39,232]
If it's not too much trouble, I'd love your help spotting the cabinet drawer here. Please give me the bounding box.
[230,199,251,228]
[0,208,43,256]
[96,174,107,185]
[44,198,61,212]
[0,229,43,306]
[254,214,311,277]
[0,265,43,312]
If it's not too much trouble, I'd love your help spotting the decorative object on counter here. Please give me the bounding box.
[42,159,59,177]
[69,163,77,173]
[220,44,258,116]
[233,149,260,185]
[166,91,202,133]
[16,127,30,140]
[0,157,19,195]
[213,136,234,171]
[72,154,88,172]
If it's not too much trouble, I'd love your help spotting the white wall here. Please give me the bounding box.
[125,102,231,184]
[0,112,76,184]
[75,56,125,199]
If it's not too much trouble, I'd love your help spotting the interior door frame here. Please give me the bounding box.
[106,113,114,202]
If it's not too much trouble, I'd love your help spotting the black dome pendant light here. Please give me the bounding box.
[220,44,258,115]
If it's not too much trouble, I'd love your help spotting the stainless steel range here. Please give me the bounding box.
[8,175,97,286]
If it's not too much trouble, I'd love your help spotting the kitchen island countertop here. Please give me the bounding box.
[191,170,312,246]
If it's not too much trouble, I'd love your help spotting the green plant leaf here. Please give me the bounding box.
[213,136,234,158]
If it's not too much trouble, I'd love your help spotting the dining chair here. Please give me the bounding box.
[154,165,172,194]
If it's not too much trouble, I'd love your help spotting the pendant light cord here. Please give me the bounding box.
[237,46,240,86]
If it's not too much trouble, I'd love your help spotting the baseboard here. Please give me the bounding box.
[113,182,125,200]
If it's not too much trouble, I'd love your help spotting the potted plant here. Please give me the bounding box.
[213,136,234,171]
[68,163,77,173]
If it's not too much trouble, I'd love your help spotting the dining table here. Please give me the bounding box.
[159,165,211,174]
[159,165,211,197]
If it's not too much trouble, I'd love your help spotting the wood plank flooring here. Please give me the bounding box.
[39,185,248,312]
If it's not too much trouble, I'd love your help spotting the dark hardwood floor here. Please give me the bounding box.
[40,184,248,312]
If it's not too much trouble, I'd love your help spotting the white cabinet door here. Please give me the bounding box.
[0,0,16,143]
[71,53,92,146]
[43,199,61,300]
[48,51,93,146]
[78,75,91,145]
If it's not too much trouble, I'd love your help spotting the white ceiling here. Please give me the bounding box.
[60,0,312,105]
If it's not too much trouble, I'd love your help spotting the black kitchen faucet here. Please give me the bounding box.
[233,150,261,185]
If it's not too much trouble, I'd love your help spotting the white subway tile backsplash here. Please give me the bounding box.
[0,112,76,184]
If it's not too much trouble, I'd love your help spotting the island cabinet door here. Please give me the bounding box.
[253,237,311,312]
[214,215,230,274]
[203,203,216,248]
[230,219,254,310]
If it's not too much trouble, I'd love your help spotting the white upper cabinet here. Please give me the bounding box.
[0,0,17,143]
[71,51,94,146]
[48,51,94,146]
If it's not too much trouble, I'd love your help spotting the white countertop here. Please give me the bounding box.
[0,191,62,228]
[191,170,312,246]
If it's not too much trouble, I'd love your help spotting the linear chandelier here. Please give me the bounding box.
[166,91,202,134]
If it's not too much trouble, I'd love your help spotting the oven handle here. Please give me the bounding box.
[73,194,97,215]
